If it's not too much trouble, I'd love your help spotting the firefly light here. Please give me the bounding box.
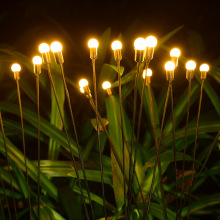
[80,87,85,94]
[79,79,89,88]
[186,60,196,70]
[111,41,122,50]
[102,81,111,90]
[170,48,181,57]
[146,36,157,48]
[32,56,42,65]
[50,41,62,53]
[11,63,21,72]
[88,39,99,48]
[165,61,175,71]
[134,38,146,50]
[142,69,153,78]
[200,63,209,80]
[39,43,50,53]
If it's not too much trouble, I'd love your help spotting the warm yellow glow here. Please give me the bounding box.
[79,79,88,88]
[88,39,99,48]
[200,64,209,72]
[146,36,157,47]
[165,61,175,71]
[186,60,196,70]
[11,63,21,72]
[80,87,85,93]
[39,43,50,53]
[102,81,111,90]
[134,38,146,50]
[111,41,122,50]
[32,56,42,65]
[143,69,152,78]
[170,48,181,57]
[50,41,62,52]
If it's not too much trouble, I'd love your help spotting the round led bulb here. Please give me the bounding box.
[39,43,50,53]
[11,63,21,72]
[200,63,209,72]
[146,36,157,47]
[32,56,42,65]
[134,38,146,50]
[170,48,181,57]
[165,61,175,71]
[50,41,62,53]
[143,69,152,79]
[79,79,88,88]
[102,81,111,90]
[88,39,99,48]
[111,41,122,50]
[186,60,196,70]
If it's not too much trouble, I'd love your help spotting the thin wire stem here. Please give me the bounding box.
[92,59,107,219]
[0,172,11,219]
[0,174,6,220]
[88,98,142,218]
[36,73,41,219]
[186,80,204,219]
[179,79,192,212]
[145,83,168,220]
[170,83,178,213]
[128,62,140,213]
[16,79,32,219]
[0,111,17,219]
[59,64,94,219]
[177,131,220,219]
[46,64,90,220]
[117,60,127,219]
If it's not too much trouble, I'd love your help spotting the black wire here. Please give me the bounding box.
[16,79,32,219]
[92,59,107,220]
[46,64,90,220]
[0,111,17,219]
[145,83,170,219]
[59,64,95,219]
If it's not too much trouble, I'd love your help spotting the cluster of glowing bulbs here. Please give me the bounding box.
[38,41,62,54]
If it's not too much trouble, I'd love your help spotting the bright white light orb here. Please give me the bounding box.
[11,63,21,72]
[170,48,181,57]
[88,39,99,48]
[102,81,111,90]
[143,69,152,79]
[165,61,175,71]
[80,87,85,93]
[200,64,209,72]
[134,38,146,50]
[79,79,88,88]
[39,43,50,53]
[186,60,196,70]
[32,56,42,65]
[146,36,157,47]
[111,41,122,50]
[50,41,62,53]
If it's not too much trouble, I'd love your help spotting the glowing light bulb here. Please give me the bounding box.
[146,36,157,47]
[11,63,21,72]
[186,60,196,70]
[102,81,111,90]
[143,69,152,79]
[88,39,99,48]
[200,64,209,72]
[39,43,50,53]
[80,87,85,93]
[111,41,122,50]
[32,56,42,65]
[50,41,62,53]
[134,38,146,50]
[165,61,175,71]
[79,79,88,88]
[170,48,181,57]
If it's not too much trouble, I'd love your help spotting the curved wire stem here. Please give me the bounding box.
[0,172,11,219]
[88,98,142,218]
[46,64,90,220]
[179,79,192,213]
[36,73,41,219]
[145,83,170,220]
[16,79,32,219]
[128,62,140,214]
[117,61,127,219]
[177,130,220,219]
[59,64,94,219]
[0,111,17,219]
[92,59,107,220]
[170,83,178,213]
[186,79,204,219]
